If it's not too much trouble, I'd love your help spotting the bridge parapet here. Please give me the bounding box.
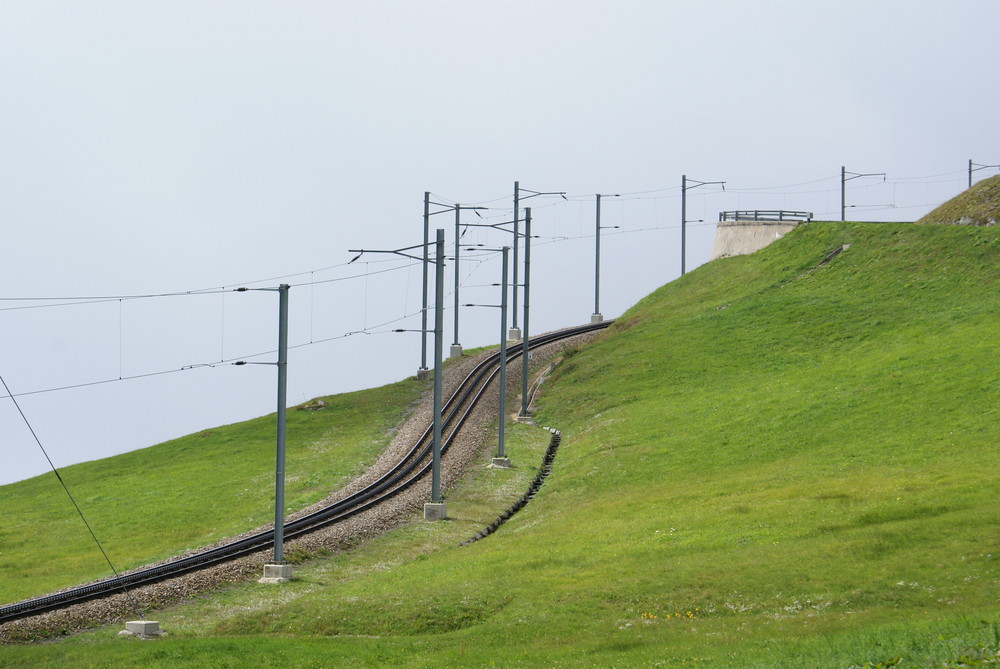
[711,211,811,260]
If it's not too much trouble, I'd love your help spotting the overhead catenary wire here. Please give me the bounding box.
[0,166,973,312]
[1,256,480,404]
[0,256,416,310]
[0,169,976,502]
[0,207,898,400]
[0,321,612,623]
[0,365,221,401]
[0,163,968,483]
[0,297,447,402]
[0,164,977,404]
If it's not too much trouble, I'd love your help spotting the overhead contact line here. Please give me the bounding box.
[0,320,611,625]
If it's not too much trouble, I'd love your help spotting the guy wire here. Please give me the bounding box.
[0,372,145,620]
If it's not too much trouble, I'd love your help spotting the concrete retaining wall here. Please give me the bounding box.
[710,220,801,260]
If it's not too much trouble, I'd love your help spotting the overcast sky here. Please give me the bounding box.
[2,1,998,486]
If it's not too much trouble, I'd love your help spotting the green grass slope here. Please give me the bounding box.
[0,377,423,605]
[5,221,999,668]
[918,174,1000,226]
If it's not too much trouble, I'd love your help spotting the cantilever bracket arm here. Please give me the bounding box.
[684,179,726,191]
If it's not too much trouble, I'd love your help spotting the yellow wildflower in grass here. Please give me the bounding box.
[639,608,700,622]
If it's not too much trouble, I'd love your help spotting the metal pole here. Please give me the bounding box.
[511,181,520,334]
[594,194,601,316]
[681,175,687,275]
[520,208,532,418]
[273,283,290,563]
[420,192,430,373]
[841,166,846,221]
[497,246,509,458]
[453,205,461,350]
[432,229,444,503]
[969,159,973,189]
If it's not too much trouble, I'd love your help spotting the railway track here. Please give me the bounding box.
[0,320,611,625]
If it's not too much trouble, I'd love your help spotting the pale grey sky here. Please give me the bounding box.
[2,1,998,485]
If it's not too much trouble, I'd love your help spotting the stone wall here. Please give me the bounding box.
[710,220,801,260]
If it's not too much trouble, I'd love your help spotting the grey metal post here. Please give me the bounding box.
[519,208,532,418]
[497,246,509,458]
[420,192,430,374]
[431,229,445,503]
[681,175,687,275]
[273,283,290,563]
[841,167,885,221]
[511,181,521,335]
[453,205,461,350]
[682,176,725,272]
[841,165,846,221]
[967,160,1000,188]
[594,194,602,317]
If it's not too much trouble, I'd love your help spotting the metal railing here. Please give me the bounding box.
[719,210,813,222]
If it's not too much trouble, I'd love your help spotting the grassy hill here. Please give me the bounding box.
[917,174,1000,226]
[4,221,999,667]
[0,377,423,605]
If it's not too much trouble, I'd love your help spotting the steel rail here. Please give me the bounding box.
[0,320,611,624]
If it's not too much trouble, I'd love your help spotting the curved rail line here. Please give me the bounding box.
[0,320,611,624]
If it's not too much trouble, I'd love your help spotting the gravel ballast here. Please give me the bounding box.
[0,329,600,643]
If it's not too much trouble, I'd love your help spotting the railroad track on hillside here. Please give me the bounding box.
[0,320,611,624]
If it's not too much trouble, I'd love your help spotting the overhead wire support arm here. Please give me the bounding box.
[426,200,465,214]
[969,159,1000,188]
[681,175,726,275]
[419,195,476,374]
[450,204,489,357]
[425,200,489,220]
[842,170,887,182]
[511,183,568,338]
[841,166,887,221]
[416,200,489,364]
[348,244,429,264]
[460,218,521,234]
[518,188,569,199]
[347,232,450,517]
[683,178,727,191]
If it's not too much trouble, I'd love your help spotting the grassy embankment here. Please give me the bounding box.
[917,174,1000,226]
[4,221,999,667]
[0,377,424,605]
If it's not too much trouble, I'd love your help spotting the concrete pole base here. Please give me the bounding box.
[120,620,163,637]
[507,327,522,341]
[416,367,430,381]
[450,344,464,358]
[259,563,294,584]
[591,313,604,324]
[515,413,534,424]
[491,457,511,468]
[423,502,448,520]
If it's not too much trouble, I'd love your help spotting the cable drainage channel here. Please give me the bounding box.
[460,427,562,546]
